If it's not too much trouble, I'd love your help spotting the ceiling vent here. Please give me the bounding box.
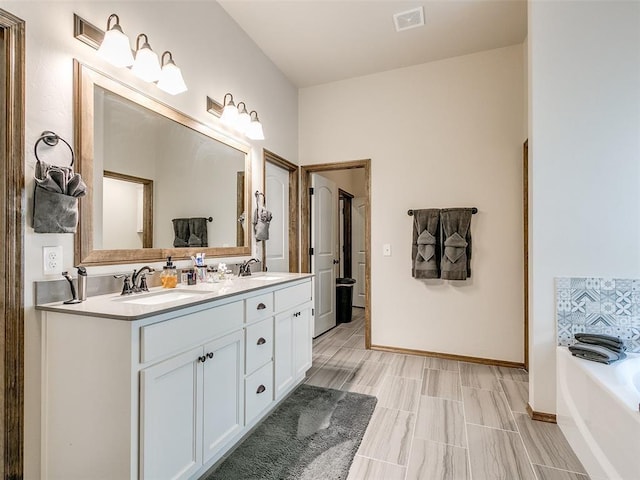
[393,6,425,32]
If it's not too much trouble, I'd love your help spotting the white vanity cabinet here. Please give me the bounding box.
[140,330,244,480]
[40,275,313,480]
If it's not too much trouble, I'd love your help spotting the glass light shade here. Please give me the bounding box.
[236,104,251,132]
[221,103,239,125]
[246,118,265,140]
[157,62,188,95]
[131,46,161,82]
[97,26,134,68]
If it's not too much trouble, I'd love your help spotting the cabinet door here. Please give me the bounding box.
[202,330,245,464]
[293,305,313,379]
[274,311,294,399]
[140,346,203,480]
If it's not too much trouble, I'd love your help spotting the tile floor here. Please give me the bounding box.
[307,309,589,480]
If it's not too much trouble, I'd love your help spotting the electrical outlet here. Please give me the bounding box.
[383,244,392,256]
[43,246,63,274]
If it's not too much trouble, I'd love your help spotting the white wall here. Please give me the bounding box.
[6,1,298,477]
[300,45,525,361]
[528,1,640,414]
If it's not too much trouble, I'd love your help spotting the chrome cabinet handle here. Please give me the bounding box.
[256,385,266,394]
[198,355,207,363]
[206,352,214,359]
[257,337,266,345]
[257,303,266,310]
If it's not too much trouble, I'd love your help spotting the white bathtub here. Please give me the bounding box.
[557,347,640,480]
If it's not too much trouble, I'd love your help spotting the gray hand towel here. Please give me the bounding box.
[189,217,209,247]
[574,333,626,354]
[440,208,473,280]
[568,343,626,364]
[172,218,190,247]
[412,209,440,279]
[253,206,273,241]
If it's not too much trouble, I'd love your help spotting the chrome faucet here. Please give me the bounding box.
[238,258,259,276]
[132,266,155,292]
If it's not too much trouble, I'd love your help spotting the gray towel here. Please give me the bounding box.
[440,208,473,280]
[32,159,86,233]
[574,333,626,354]
[412,209,440,279]
[189,217,209,247]
[172,218,190,247]
[568,343,626,364]
[253,206,273,241]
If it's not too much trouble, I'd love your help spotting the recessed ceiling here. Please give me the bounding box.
[218,0,527,88]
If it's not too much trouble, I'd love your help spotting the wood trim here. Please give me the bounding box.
[74,60,252,265]
[0,9,25,478]
[73,13,103,50]
[527,403,557,424]
[338,190,353,278]
[371,344,526,369]
[263,149,299,273]
[103,171,153,248]
[523,139,529,370]
[301,160,371,348]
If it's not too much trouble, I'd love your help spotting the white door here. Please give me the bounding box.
[140,346,203,480]
[352,197,366,308]
[311,173,338,337]
[202,331,244,464]
[265,162,289,272]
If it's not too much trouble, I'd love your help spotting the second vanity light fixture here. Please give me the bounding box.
[210,93,265,140]
[85,13,187,95]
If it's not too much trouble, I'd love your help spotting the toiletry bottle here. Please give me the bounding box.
[161,256,178,288]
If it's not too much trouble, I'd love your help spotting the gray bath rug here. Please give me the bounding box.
[205,384,377,480]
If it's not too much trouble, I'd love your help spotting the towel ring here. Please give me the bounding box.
[34,131,75,167]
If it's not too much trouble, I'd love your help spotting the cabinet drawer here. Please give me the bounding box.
[245,292,273,323]
[274,281,312,313]
[245,361,273,424]
[141,301,243,364]
[245,317,273,374]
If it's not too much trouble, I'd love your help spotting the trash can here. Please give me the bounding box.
[336,278,356,323]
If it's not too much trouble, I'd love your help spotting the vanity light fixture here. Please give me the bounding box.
[97,14,134,68]
[236,102,251,132]
[131,34,161,83]
[157,51,188,95]
[246,110,265,140]
[220,93,239,125]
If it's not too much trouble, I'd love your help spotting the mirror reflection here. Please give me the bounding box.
[74,61,252,266]
[94,86,247,250]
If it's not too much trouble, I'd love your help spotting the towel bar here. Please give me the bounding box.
[408,207,478,216]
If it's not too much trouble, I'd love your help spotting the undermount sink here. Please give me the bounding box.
[115,289,209,306]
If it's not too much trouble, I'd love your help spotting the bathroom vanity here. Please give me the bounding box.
[37,273,313,480]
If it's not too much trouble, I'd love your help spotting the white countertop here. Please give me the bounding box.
[36,272,313,320]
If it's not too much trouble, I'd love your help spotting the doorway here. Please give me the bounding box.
[262,149,299,273]
[0,8,25,478]
[300,160,371,347]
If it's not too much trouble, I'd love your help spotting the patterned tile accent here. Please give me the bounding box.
[557,277,640,353]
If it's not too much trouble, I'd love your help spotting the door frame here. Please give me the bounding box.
[338,189,353,278]
[300,160,371,347]
[262,149,299,273]
[0,9,25,479]
[523,139,529,370]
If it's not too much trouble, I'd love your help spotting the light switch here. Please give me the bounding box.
[383,244,392,256]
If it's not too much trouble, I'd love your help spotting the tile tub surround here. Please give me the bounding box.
[556,277,640,352]
[310,309,588,480]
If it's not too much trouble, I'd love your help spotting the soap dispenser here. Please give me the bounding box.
[161,256,178,288]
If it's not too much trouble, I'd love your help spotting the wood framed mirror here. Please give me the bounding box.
[74,60,252,266]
